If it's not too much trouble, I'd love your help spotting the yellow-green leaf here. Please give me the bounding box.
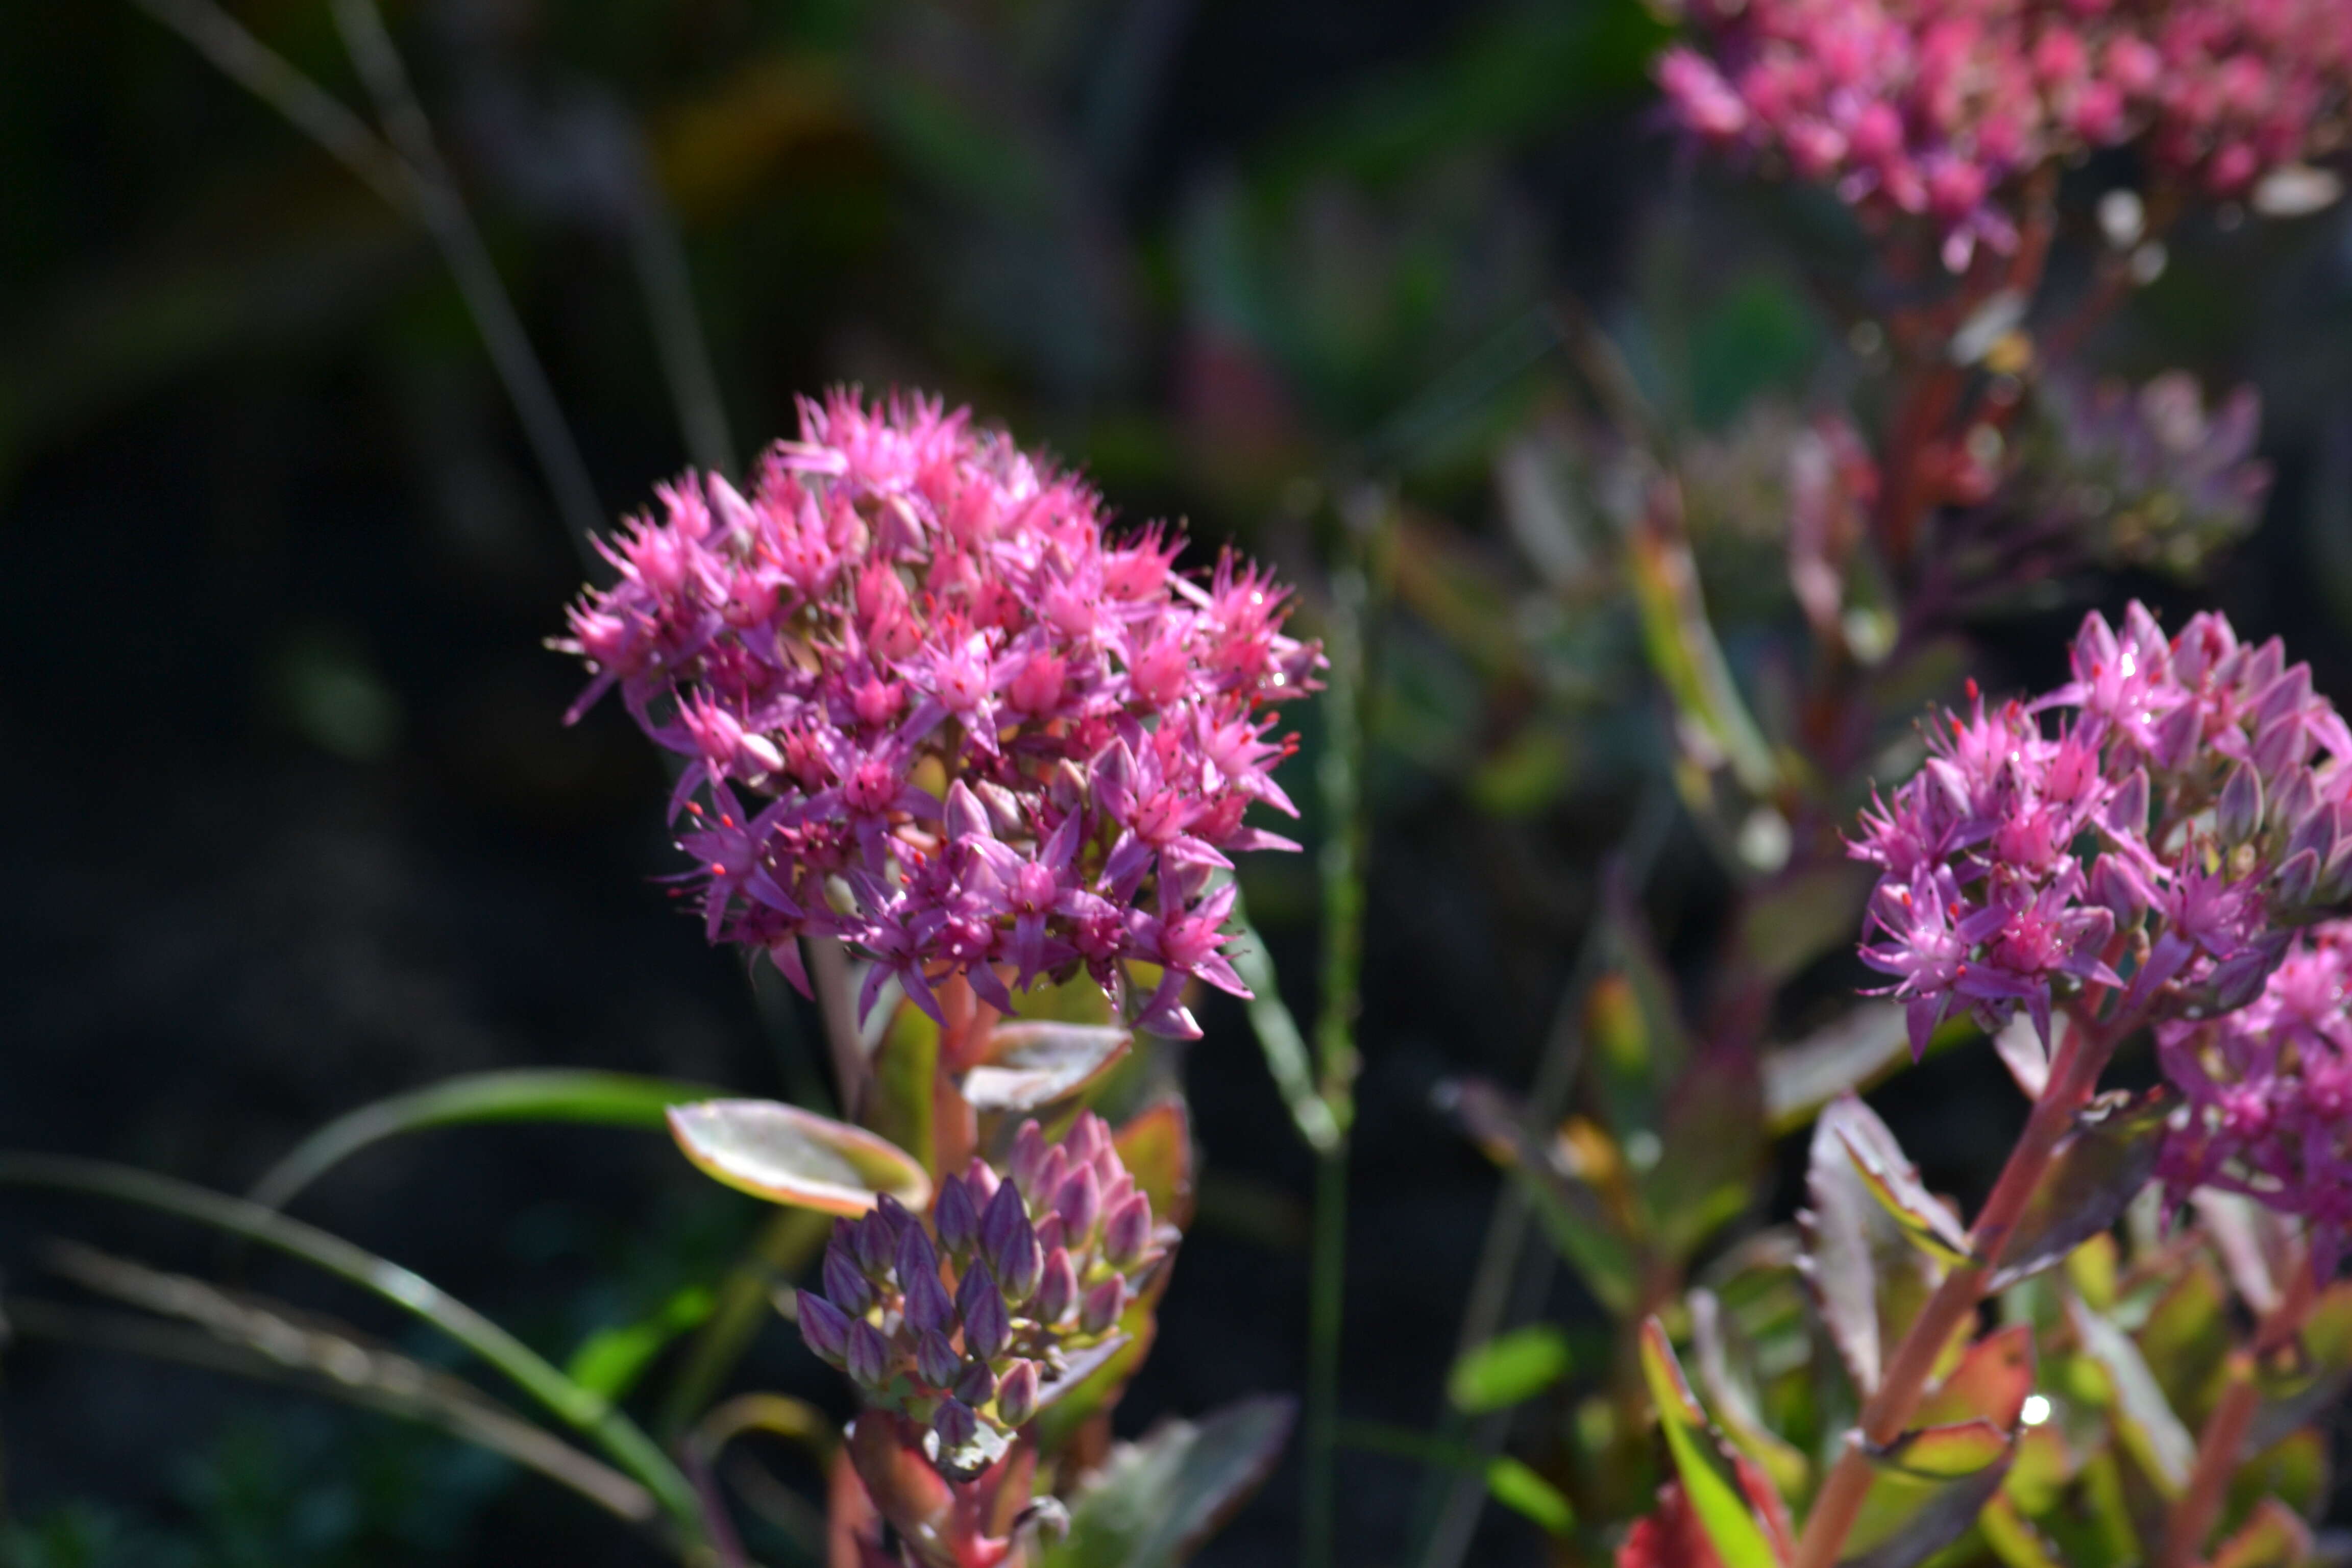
[667,1100,932,1216]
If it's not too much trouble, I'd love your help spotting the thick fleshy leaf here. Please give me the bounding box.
[667,1100,932,1216]
[1979,1493,2065,1568]
[1044,1395,1295,1568]
[2136,1256,2230,1420]
[1690,1289,1809,1499]
[1843,1422,2012,1568]
[1914,1325,2035,1432]
[1761,1004,1910,1135]
[2066,1293,2194,1493]
[2208,1498,2314,1568]
[958,1022,1132,1113]
[1638,1318,1788,1568]
[1802,1096,1944,1396]
[1825,1095,1974,1266]
[1112,1099,1195,1231]
[1447,1324,1572,1414]
[1448,1078,1640,1317]
[868,998,941,1176]
[2228,1431,2329,1523]
[248,1069,724,1213]
[1985,1089,2173,1292]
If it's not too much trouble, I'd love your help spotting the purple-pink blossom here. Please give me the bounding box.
[1850,603,2352,1061]
[555,390,1322,1037]
[1659,0,2352,270]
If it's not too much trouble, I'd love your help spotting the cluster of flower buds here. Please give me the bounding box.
[554,390,1321,1037]
[1659,0,2352,268]
[1850,604,2352,1062]
[2159,918,2352,1274]
[2026,372,2269,577]
[796,1113,1174,1479]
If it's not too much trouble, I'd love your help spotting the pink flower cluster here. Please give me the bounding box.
[1659,0,2352,268]
[2159,921,2352,1273]
[1850,604,2352,1061]
[556,391,1321,1037]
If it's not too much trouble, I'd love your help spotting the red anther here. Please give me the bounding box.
[710,863,730,877]
[1965,678,1979,701]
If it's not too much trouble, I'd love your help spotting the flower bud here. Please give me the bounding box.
[996,1359,1039,1427]
[1031,1146,1070,1207]
[1103,1193,1153,1267]
[1100,1172,1135,1215]
[2276,848,2320,908]
[895,1215,939,1287]
[980,1179,1031,1269]
[962,1156,1002,1205]
[2219,763,2264,846]
[999,1233,1043,1304]
[1008,1121,1049,1194]
[2106,770,2150,837]
[873,1192,915,1242]
[954,1359,996,1406]
[934,1398,979,1452]
[852,1212,894,1277]
[917,1330,962,1389]
[1065,1112,1107,1166]
[1033,1212,1067,1256]
[1079,1275,1126,1336]
[903,1258,955,1337]
[934,1175,980,1261]
[1054,1166,1102,1240]
[846,1319,893,1390]
[962,1270,1013,1359]
[823,1238,874,1314]
[798,1290,851,1366]
[1034,1247,1077,1326]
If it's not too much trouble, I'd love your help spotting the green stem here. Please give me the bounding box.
[0,1154,706,1552]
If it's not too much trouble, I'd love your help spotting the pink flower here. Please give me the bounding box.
[555,390,1322,1036]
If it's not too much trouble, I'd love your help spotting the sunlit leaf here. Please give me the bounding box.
[2066,1293,2195,1494]
[1486,1457,1576,1536]
[1045,1396,1295,1568]
[958,1021,1131,1113]
[1986,1089,2173,1292]
[1112,1099,1196,1232]
[1914,1325,2035,1432]
[564,1285,716,1401]
[1802,1095,1945,1395]
[2208,1498,2314,1568]
[1979,1493,2065,1568]
[1826,1094,1974,1266]
[1844,1420,2013,1568]
[1761,1004,1910,1135]
[1448,1324,1572,1414]
[247,1069,724,1213]
[1638,1318,1787,1568]
[2136,1257,2230,1425]
[666,1100,932,1216]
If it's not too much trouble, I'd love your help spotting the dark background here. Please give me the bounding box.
[7,2,2352,1564]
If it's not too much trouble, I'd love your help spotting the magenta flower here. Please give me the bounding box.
[1851,604,2352,1061]
[556,390,1322,1036]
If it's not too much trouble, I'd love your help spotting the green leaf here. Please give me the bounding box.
[1045,1396,1295,1568]
[1447,1077,1641,1317]
[2208,1498,2314,1568]
[1913,1325,2036,1432]
[1689,1289,1810,1500]
[246,1070,723,1213]
[1112,1099,1195,1231]
[1843,1420,2014,1568]
[1334,1423,1575,1538]
[563,1284,716,1400]
[1826,1094,1974,1266]
[957,1021,1131,1114]
[1803,1095,1946,1396]
[1227,890,1342,1155]
[2136,1256,2230,1422]
[1986,1089,2174,1292]
[2066,1292,2195,1494]
[667,1099,933,1216]
[1638,1318,1786,1568]
[1980,1493,2065,1568]
[1447,1325,1571,1414]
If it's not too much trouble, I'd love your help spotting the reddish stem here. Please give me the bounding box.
[2159,1257,2320,1568]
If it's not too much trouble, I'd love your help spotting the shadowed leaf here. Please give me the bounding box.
[1690,1289,1809,1499]
[1825,1095,1973,1266]
[667,1100,932,1216]
[247,1069,724,1213]
[1761,1004,1910,1135]
[1045,1396,1296,1568]
[2209,1498,2314,1568]
[1448,1324,1571,1414]
[1843,1420,2013,1568]
[1448,1077,1640,1316]
[1987,1089,2174,1292]
[1638,1318,1788,1568]
[1335,1423,1575,1537]
[1979,1493,2065,1568]
[2067,1292,2195,1493]
[958,1021,1131,1113]
[1802,1095,1945,1395]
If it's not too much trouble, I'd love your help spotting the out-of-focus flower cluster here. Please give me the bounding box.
[556,390,1321,1037]
[797,1114,1173,1479]
[1659,0,2352,267]
[2160,919,2352,1272]
[1850,604,2352,1061]
[2026,372,2270,575]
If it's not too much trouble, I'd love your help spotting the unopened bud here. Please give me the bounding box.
[934,1398,979,1452]
[823,1239,874,1314]
[1035,1247,1077,1326]
[2276,848,2320,908]
[963,1157,1002,1205]
[872,1193,914,1241]
[963,1271,1012,1358]
[1008,1122,1049,1194]
[846,1320,893,1389]
[852,1212,893,1277]
[954,1359,996,1406]
[1031,1147,1070,1207]
[1034,1212,1067,1256]
[996,1359,1039,1427]
[1103,1193,1153,1267]
[935,1175,980,1260]
[917,1330,962,1388]
[981,1180,1030,1269]
[2107,770,2150,837]
[1079,1276,1126,1336]
[2219,763,2263,846]
[798,1291,851,1366]
[1055,1166,1102,1239]
[904,1259,955,1336]
[1065,1112,1107,1166]
[895,1221,939,1289]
